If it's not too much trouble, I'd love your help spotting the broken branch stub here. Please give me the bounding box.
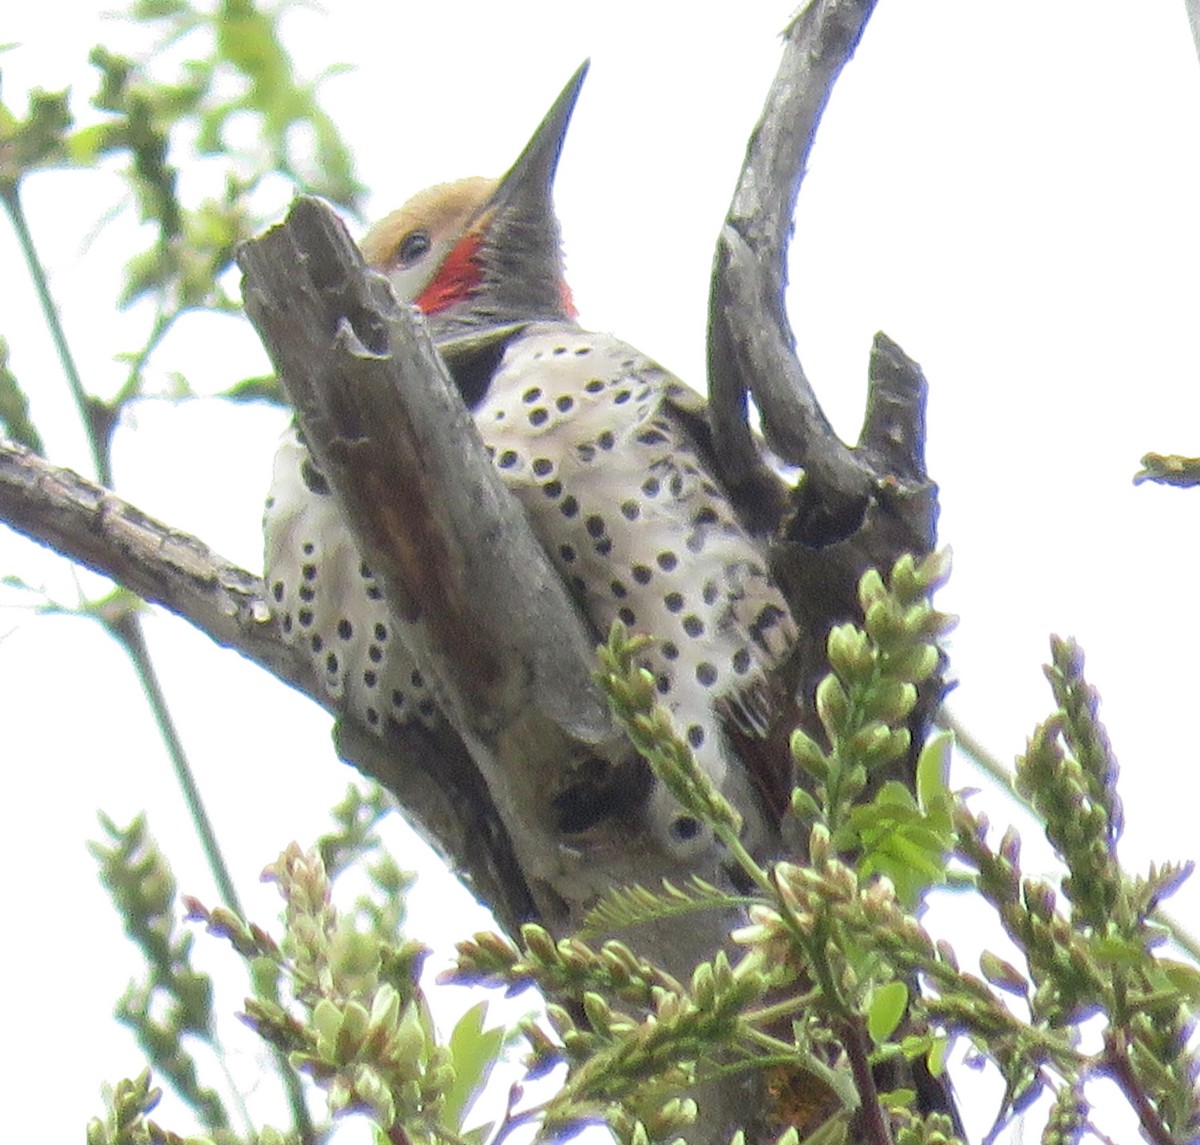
[707,0,939,743]
[708,0,934,557]
[238,199,692,931]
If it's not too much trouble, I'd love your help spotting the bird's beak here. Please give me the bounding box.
[481,61,589,220]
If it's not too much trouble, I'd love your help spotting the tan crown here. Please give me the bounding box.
[360,176,496,302]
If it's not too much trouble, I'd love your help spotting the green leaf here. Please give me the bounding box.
[0,86,73,188]
[1156,959,1200,1005]
[926,1034,951,1077]
[67,122,123,164]
[877,1087,916,1110]
[220,373,284,404]
[916,729,953,812]
[0,338,44,452]
[580,876,745,937]
[441,1001,505,1131]
[867,980,909,1044]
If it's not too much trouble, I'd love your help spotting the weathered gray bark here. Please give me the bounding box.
[710,0,940,790]
[0,437,539,936]
[238,201,743,967]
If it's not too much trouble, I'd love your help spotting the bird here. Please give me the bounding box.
[263,62,799,866]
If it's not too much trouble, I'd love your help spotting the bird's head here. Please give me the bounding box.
[361,62,587,339]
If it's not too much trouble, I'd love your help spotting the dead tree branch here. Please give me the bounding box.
[708,0,939,764]
[0,438,538,935]
[237,199,745,967]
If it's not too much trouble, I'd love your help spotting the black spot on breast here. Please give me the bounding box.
[523,387,543,403]
[529,408,548,426]
[696,662,717,687]
[610,580,627,599]
[687,726,706,749]
[618,607,637,626]
[560,544,576,563]
[657,551,678,571]
[560,496,579,518]
[366,708,379,726]
[672,814,702,841]
[325,652,339,674]
[556,395,574,412]
[664,592,684,613]
[298,608,313,628]
[614,390,632,405]
[301,458,331,495]
[638,428,668,445]
[585,379,605,394]
[543,479,563,499]
[532,457,554,477]
[577,443,596,463]
[597,431,614,450]
[374,623,388,641]
[337,619,353,640]
[392,690,405,708]
[642,477,660,497]
[662,641,679,661]
[281,614,293,634]
[498,449,518,468]
[702,580,719,605]
[632,564,652,584]
[682,615,705,638]
[363,670,378,688]
[271,581,284,603]
[368,645,383,664]
[303,542,315,556]
[595,537,612,556]
[410,669,424,688]
[299,585,315,603]
[302,563,317,581]
[732,648,751,674]
[621,500,640,521]
[585,515,606,539]
[751,603,788,645]
[656,674,671,695]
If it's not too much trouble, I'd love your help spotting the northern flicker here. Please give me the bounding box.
[263,63,798,862]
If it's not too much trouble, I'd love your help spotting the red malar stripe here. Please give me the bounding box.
[417,232,485,315]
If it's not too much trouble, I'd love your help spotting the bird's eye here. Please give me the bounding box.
[397,230,431,266]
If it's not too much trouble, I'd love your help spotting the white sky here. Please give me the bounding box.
[2,3,1199,1143]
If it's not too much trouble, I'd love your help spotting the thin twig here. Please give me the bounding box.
[1102,1029,1175,1145]
[1,185,107,481]
[2,189,315,1140]
[840,1015,894,1145]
